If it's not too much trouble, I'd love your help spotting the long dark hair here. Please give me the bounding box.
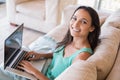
[57,6,101,51]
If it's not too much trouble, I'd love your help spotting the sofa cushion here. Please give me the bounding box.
[86,9,120,80]
[55,60,97,80]
[16,0,45,20]
[99,16,107,26]
[97,10,110,26]
[106,47,120,80]
[87,26,120,80]
[103,9,120,29]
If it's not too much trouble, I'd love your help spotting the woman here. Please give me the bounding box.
[0,6,100,80]
[18,6,100,80]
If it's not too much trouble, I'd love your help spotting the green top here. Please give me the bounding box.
[45,45,93,80]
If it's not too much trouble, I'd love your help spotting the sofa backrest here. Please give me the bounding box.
[106,46,120,80]
[87,9,120,80]
[47,5,120,80]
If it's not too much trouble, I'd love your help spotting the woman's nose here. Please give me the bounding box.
[73,21,80,28]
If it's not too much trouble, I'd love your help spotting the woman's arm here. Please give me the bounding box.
[33,69,49,80]
[38,53,53,58]
[19,60,49,80]
[72,52,91,63]
[25,51,53,61]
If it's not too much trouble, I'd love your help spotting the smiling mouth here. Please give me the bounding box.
[71,27,80,32]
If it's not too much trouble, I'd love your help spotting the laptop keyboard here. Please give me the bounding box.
[11,50,27,69]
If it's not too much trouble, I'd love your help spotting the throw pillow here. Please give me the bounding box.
[97,10,110,26]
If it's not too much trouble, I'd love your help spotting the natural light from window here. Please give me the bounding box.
[77,0,120,11]
[99,0,120,11]
[77,0,96,8]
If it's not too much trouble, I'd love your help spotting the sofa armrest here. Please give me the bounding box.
[28,36,57,53]
[6,0,30,22]
[46,24,69,42]
[55,60,97,80]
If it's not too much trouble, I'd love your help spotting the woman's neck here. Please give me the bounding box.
[72,37,90,49]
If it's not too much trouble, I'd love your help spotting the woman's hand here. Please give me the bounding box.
[24,51,41,61]
[18,60,50,80]
[18,60,38,75]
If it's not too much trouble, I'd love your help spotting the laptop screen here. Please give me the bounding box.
[4,24,23,68]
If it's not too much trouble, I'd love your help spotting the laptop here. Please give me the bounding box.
[4,24,51,80]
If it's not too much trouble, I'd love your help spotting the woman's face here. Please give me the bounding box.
[70,9,94,38]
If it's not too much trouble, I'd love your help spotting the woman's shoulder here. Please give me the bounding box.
[78,47,93,55]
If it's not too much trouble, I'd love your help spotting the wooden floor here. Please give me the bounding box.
[0,18,45,64]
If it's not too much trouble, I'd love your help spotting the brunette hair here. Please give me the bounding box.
[57,6,101,51]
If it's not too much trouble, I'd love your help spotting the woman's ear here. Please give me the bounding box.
[89,26,95,32]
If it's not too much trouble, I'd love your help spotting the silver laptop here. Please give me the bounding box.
[4,24,51,80]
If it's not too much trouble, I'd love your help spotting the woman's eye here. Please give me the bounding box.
[81,20,87,24]
[72,16,77,21]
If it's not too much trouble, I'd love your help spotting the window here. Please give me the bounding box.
[77,0,96,8]
[99,0,120,11]
[77,0,120,11]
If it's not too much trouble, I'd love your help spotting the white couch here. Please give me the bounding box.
[6,0,76,33]
[29,5,120,80]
